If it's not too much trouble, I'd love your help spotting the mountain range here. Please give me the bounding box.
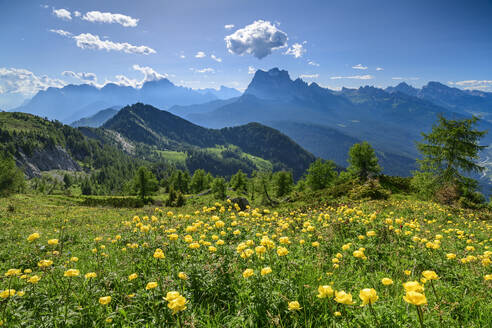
[13,79,241,124]
[10,67,492,183]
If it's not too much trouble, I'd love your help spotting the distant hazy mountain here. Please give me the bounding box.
[103,103,315,178]
[70,107,120,128]
[386,81,492,120]
[13,78,218,123]
[195,86,242,99]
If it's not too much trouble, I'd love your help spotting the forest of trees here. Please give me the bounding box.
[1,113,489,210]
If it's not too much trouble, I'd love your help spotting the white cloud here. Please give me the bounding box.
[53,8,72,20]
[49,29,72,37]
[224,24,235,30]
[195,51,206,58]
[376,67,384,71]
[62,71,97,83]
[392,77,419,80]
[248,66,256,74]
[71,33,156,55]
[180,54,186,59]
[74,11,81,17]
[114,75,140,88]
[448,80,492,92]
[0,67,67,96]
[308,61,320,67]
[352,64,368,70]
[299,74,319,79]
[191,68,215,74]
[132,64,168,81]
[82,11,139,27]
[285,42,306,58]
[331,75,374,80]
[225,20,288,59]
[211,54,222,62]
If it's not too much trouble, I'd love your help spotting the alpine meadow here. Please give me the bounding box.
[0,1,491,327]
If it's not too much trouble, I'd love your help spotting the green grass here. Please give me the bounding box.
[0,193,490,327]
[155,150,187,166]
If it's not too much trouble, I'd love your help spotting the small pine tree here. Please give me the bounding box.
[306,159,337,190]
[212,177,227,200]
[175,191,186,207]
[81,178,93,196]
[133,166,159,201]
[0,153,25,197]
[274,171,293,197]
[347,142,381,181]
[166,186,177,206]
[230,169,248,192]
[190,169,209,194]
[63,174,73,189]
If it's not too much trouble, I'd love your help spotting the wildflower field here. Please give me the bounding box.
[0,194,491,327]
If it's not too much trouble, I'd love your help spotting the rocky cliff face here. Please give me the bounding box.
[15,145,81,178]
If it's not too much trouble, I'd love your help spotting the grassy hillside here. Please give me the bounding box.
[0,193,490,327]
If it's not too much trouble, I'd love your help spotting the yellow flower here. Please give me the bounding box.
[288,301,301,311]
[312,241,320,247]
[255,246,266,254]
[64,269,80,277]
[404,270,411,276]
[334,311,342,317]
[335,291,354,305]
[24,269,32,274]
[366,230,376,237]
[178,272,188,280]
[422,270,439,280]
[70,257,78,262]
[359,288,378,306]
[403,291,427,305]
[353,250,364,258]
[129,273,138,281]
[261,267,272,276]
[0,289,16,299]
[48,239,59,245]
[242,268,254,279]
[38,259,53,268]
[166,293,187,314]
[153,248,165,259]
[189,242,200,249]
[99,296,111,305]
[403,281,424,293]
[146,281,158,290]
[277,246,289,256]
[85,272,97,279]
[209,246,217,252]
[16,291,25,297]
[4,269,21,277]
[381,278,393,286]
[168,234,179,241]
[28,275,41,284]
[446,253,456,260]
[317,285,334,298]
[484,274,492,281]
[27,233,40,242]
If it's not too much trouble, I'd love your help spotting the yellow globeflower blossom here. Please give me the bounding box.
[277,246,289,256]
[446,253,456,260]
[153,248,165,259]
[404,270,411,276]
[403,291,427,305]
[27,233,40,242]
[178,272,188,280]
[208,246,217,253]
[403,281,424,293]
[165,292,187,314]
[85,272,97,279]
[422,270,439,280]
[335,291,354,305]
[64,269,80,277]
[317,285,334,298]
[48,239,59,245]
[16,291,25,297]
[129,273,138,281]
[288,301,301,311]
[38,260,53,268]
[484,274,492,281]
[99,296,111,305]
[359,288,378,306]
[261,267,272,276]
[28,275,41,284]
[0,290,16,299]
[242,268,254,279]
[24,269,32,274]
[4,269,21,277]
[334,311,342,317]
[381,278,393,286]
[366,230,376,237]
[146,282,158,290]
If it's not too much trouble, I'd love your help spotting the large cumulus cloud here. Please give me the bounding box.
[224,20,288,59]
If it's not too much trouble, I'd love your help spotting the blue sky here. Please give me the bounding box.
[1,0,492,109]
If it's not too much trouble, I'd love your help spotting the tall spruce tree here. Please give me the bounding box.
[347,142,381,181]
